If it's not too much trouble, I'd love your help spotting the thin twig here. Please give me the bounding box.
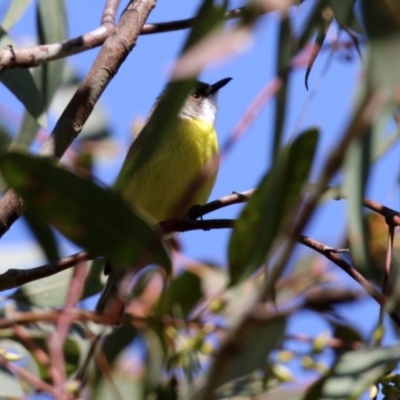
[0,0,120,73]
[0,6,266,72]
[1,187,400,291]
[0,251,89,291]
[299,234,400,328]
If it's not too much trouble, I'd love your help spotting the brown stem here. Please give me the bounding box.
[0,251,89,291]
[299,234,400,328]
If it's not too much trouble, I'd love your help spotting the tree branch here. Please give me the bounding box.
[0,0,120,73]
[0,6,262,72]
[298,234,400,327]
[0,251,89,291]
[1,188,400,291]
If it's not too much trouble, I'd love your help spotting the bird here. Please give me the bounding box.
[95,77,232,320]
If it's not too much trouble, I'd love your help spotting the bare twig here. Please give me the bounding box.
[298,234,400,328]
[0,0,120,73]
[0,6,266,72]
[0,251,89,291]
[49,261,89,399]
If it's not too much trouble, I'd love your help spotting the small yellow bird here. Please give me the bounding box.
[96,77,232,317]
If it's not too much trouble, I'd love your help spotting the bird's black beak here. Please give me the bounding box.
[209,77,232,94]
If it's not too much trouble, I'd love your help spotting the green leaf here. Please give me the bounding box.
[197,316,286,399]
[114,0,227,192]
[328,0,357,28]
[217,317,286,387]
[304,345,400,400]
[0,366,24,398]
[23,209,59,263]
[0,329,82,381]
[304,24,330,90]
[1,0,33,31]
[81,258,106,300]
[228,128,319,286]
[11,259,104,308]
[91,325,138,389]
[0,152,172,271]
[0,29,46,128]
[331,321,363,344]
[362,0,400,91]
[361,0,399,39]
[11,112,39,149]
[35,0,67,107]
[0,67,47,128]
[343,131,372,273]
[272,15,292,160]
[156,271,202,318]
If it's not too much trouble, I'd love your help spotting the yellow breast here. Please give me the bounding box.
[120,118,219,222]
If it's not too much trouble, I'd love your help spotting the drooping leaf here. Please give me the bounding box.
[0,67,47,128]
[35,0,67,107]
[343,132,372,273]
[0,29,46,128]
[0,152,172,272]
[0,366,24,398]
[328,0,357,28]
[23,209,59,263]
[156,271,202,318]
[217,317,286,387]
[0,329,82,381]
[91,325,138,390]
[228,128,319,286]
[272,14,292,160]
[304,23,330,90]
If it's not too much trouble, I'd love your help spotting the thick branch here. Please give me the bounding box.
[0,252,89,291]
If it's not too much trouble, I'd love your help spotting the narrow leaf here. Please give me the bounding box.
[272,15,292,160]
[1,0,33,31]
[23,209,59,263]
[156,271,202,318]
[0,152,172,271]
[228,129,319,286]
[35,0,67,107]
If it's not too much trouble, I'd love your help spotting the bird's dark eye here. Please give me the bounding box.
[192,92,201,99]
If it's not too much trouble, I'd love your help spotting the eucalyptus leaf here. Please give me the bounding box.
[228,128,319,286]
[156,271,202,318]
[11,259,104,308]
[0,152,171,271]
[1,0,33,31]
